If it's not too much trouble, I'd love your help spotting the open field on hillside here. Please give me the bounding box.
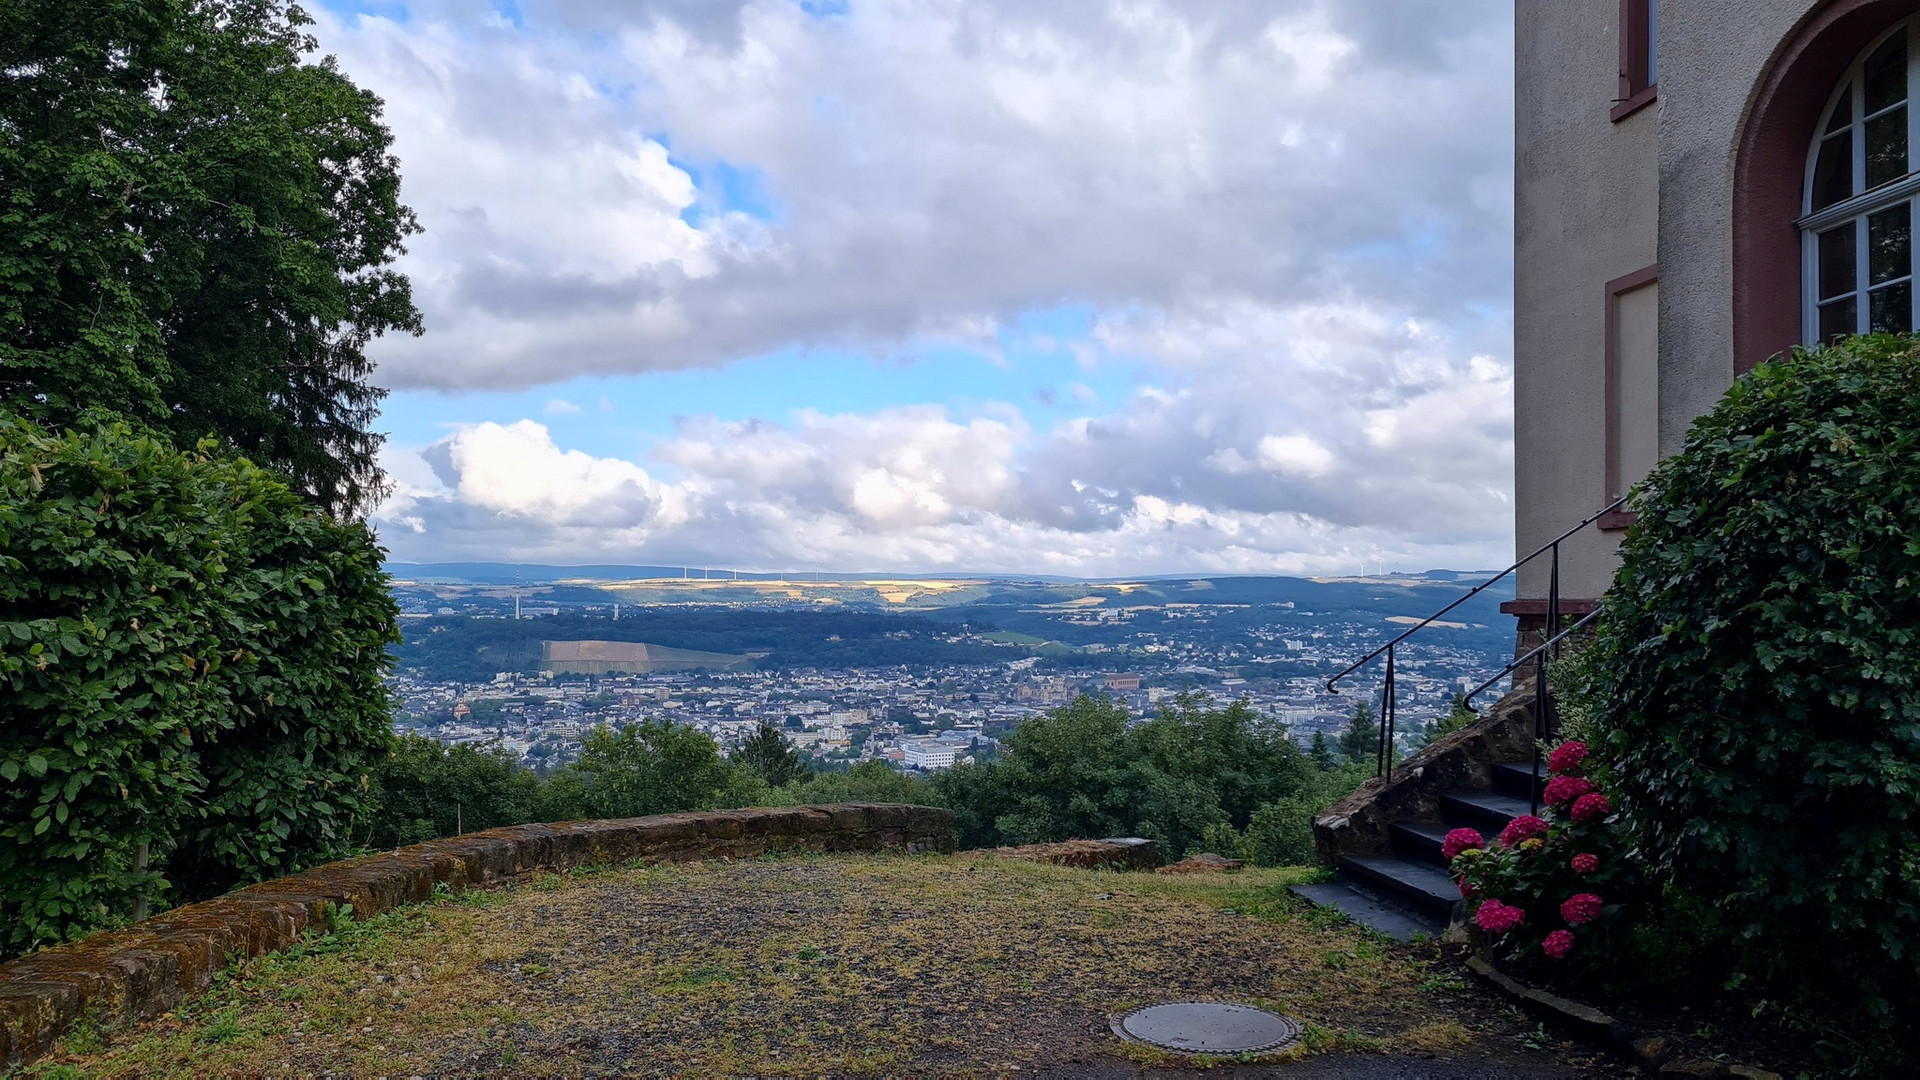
[22,854,1622,1077]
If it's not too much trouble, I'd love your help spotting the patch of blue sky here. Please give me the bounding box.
[797,0,851,18]
[312,0,409,23]
[379,309,1137,464]
[671,156,781,225]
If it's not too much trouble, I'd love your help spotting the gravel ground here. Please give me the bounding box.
[27,852,1628,1077]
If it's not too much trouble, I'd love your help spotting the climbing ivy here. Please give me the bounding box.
[1592,334,1920,1043]
[0,416,399,957]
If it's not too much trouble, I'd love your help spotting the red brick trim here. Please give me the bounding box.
[1733,0,1914,373]
[1612,0,1657,122]
[1596,510,1639,531]
[0,804,954,1067]
[1611,84,1658,122]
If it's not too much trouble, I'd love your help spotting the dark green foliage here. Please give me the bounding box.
[0,417,399,956]
[355,695,1355,877]
[940,693,1343,862]
[1415,694,1478,748]
[573,720,759,819]
[1593,335,1920,1048]
[1336,702,1378,765]
[731,722,813,788]
[0,0,421,515]
[1308,731,1338,770]
[390,611,1011,682]
[363,734,547,850]
[779,760,935,807]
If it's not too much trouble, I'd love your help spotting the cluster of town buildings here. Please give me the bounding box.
[389,622,1499,773]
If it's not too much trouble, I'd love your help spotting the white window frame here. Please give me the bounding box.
[1798,16,1920,343]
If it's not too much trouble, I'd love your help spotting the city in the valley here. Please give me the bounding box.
[386,566,1515,773]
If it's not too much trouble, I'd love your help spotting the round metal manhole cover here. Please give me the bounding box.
[1110,1001,1304,1055]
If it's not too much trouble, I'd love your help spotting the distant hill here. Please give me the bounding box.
[387,563,1086,585]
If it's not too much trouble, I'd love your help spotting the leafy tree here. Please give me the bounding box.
[1308,731,1339,771]
[990,695,1138,845]
[1336,702,1379,765]
[364,734,544,850]
[572,720,755,819]
[1127,693,1314,858]
[775,760,935,807]
[732,721,812,788]
[929,760,1016,849]
[1415,694,1479,748]
[0,0,421,515]
[0,418,398,956]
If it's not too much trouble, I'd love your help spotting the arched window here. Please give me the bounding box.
[1802,19,1919,342]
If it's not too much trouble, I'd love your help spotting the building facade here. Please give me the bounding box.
[1511,0,1917,627]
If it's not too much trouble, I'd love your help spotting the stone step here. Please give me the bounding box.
[1440,789,1536,833]
[1491,760,1548,801]
[1336,854,1461,917]
[1288,881,1447,943]
[1389,819,1451,865]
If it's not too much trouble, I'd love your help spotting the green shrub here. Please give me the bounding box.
[1592,335,1920,1042]
[572,719,758,819]
[364,734,548,849]
[0,417,398,956]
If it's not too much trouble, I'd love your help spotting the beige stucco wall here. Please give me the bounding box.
[1656,0,1821,453]
[1513,2,1658,601]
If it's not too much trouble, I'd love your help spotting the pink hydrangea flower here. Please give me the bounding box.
[1473,899,1527,934]
[1542,775,1597,807]
[1571,852,1600,875]
[1457,878,1476,899]
[1441,828,1485,861]
[1499,815,1549,847]
[1547,740,1589,775]
[1570,793,1612,823]
[1561,893,1604,926]
[1542,929,1576,959]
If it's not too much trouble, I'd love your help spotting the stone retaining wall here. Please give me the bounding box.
[0,803,953,1066]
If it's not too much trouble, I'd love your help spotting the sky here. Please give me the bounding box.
[313,0,1518,577]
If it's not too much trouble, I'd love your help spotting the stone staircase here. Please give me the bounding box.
[1289,690,1541,941]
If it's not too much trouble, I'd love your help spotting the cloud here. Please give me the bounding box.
[324,0,1522,573]
[375,301,1514,574]
[313,0,1513,390]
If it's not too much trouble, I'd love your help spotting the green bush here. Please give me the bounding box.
[933,693,1341,861]
[572,719,760,819]
[0,417,398,956]
[1592,335,1920,1041]
[364,734,548,849]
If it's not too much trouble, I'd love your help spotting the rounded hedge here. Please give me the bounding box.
[0,416,399,956]
[1592,335,1920,1020]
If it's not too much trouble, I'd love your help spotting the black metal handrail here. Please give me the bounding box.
[1324,495,1626,784]
[1463,604,1603,814]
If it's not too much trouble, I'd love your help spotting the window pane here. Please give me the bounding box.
[1865,30,1907,115]
[1820,223,1858,300]
[1827,81,1853,134]
[1813,132,1854,210]
[1865,105,1909,190]
[1869,203,1912,285]
[1820,297,1859,343]
[1870,281,1913,333]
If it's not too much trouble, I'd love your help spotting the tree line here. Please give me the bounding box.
[365,693,1376,871]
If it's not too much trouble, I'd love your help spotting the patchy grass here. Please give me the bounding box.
[19,852,1620,1077]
